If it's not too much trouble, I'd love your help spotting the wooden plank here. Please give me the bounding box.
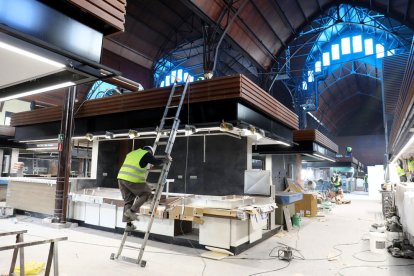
[68,0,124,31]
[6,181,56,215]
[0,237,68,251]
[240,76,298,129]
[11,75,298,131]
[87,0,125,21]
[293,129,338,153]
[0,230,27,237]
[283,206,292,231]
[202,208,238,218]
[103,0,126,13]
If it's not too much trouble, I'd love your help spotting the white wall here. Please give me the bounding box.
[0,100,31,125]
[368,165,384,200]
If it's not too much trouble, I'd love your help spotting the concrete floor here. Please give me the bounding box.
[1,196,414,275]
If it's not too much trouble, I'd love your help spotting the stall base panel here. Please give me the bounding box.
[199,217,231,249]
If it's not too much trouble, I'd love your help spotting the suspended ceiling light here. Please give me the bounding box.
[128,129,139,139]
[276,140,291,147]
[105,131,114,139]
[391,134,414,163]
[0,41,65,68]
[313,153,336,162]
[0,81,75,102]
[85,133,94,141]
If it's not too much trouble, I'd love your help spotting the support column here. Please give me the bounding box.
[90,140,99,179]
[295,154,303,187]
[54,86,76,223]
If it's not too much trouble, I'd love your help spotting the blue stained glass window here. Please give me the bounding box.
[364,39,374,55]
[315,61,322,72]
[387,49,395,56]
[341,37,351,55]
[376,44,384,58]
[308,70,314,82]
[332,44,340,60]
[177,69,183,82]
[160,81,165,87]
[165,75,171,86]
[322,52,330,66]
[302,81,308,90]
[352,35,362,53]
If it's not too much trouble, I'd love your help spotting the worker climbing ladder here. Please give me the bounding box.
[111,77,191,267]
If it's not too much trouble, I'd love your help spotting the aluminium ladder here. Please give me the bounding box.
[111,77,190,267]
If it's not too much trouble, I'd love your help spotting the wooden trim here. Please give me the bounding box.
[68,0,125,31]
[240,76,298,130]
[11,75,298,131]
[293,129,338,153]
[88,0,125,21]
[103,0,126,13]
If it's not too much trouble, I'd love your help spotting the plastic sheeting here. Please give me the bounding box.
[403,191,414,237]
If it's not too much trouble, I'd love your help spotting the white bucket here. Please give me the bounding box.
[370,232,387,254]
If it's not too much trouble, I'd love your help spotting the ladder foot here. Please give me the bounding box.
[140,260,147,267]
[110,253,115,260]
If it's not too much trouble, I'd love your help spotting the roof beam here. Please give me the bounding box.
[224,0,278,63]
[295,0,309,23]
[249,0,286,48]
[405,0,413,21]
[270,0,296,35]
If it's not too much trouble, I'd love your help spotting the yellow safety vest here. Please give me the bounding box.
[396,165,406,177]
[331,176,341,187]
[408,159,414,173]
[117,149,148,183]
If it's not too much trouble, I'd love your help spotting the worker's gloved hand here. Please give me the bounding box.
[166,155,173,162]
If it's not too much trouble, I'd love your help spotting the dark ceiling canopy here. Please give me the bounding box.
[9,0,414,138]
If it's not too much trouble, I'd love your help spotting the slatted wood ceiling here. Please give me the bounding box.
[11,75,299,130]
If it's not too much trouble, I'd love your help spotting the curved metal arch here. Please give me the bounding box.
[268,2,414,75]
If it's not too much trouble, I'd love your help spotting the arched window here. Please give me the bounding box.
[159,69,194,87]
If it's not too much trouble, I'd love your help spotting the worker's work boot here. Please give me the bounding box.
[124,209,138,221]
[125,223,136,232]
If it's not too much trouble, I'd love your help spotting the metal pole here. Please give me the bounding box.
[54,86,76,223]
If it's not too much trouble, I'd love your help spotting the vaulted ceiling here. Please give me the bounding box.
[17,0,414,137]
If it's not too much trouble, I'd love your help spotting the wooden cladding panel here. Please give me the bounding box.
[314,130,339,153]
[11,75,298,130]
[293,129,338,153]
[240,76,298,130]
[103,0,126,13]
[69,0,126,32]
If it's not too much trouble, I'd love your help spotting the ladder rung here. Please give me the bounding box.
[167,105,178,108]
[163,117,177,120]
[160,129,172,132]
[172,94,182,98]
[148,169,162,173]
[157,141,168,145]
[154,155,167,159]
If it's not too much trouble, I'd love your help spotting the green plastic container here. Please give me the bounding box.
[292,213,301,227]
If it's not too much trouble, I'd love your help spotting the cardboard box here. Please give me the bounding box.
[295,193,317,217]
[168,205,203,220]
